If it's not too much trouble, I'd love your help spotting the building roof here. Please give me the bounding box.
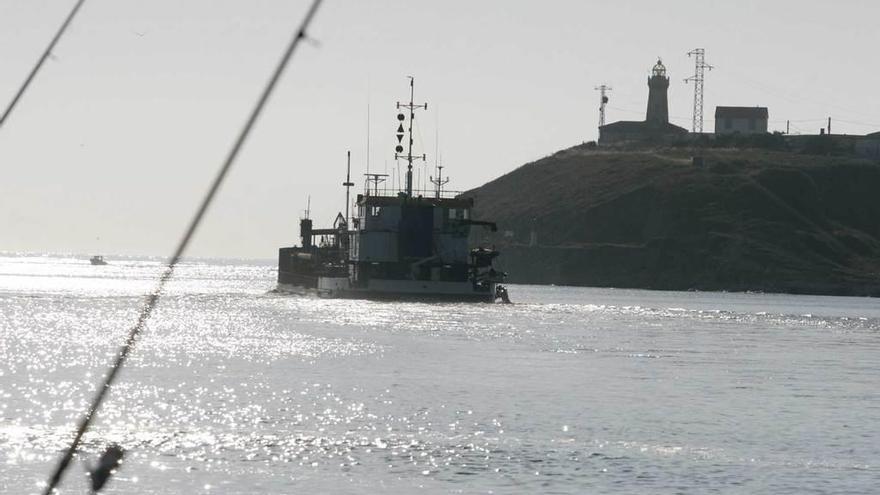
[599,120,647,132]
[715,106,769,119]
[866,131,880,138]
[599,120,688,134]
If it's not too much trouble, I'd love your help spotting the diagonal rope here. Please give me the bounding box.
[42,1,324,492]
[0,0,87,130]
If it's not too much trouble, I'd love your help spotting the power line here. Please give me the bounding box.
[722,66,880,124]
[0,0,87,130]
[607,105,692,123]
[41,1,324,492]
[832,118,880,129]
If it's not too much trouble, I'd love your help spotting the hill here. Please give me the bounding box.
[463,145,880,296]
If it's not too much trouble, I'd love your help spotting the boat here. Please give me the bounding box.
[89,255,108,266]
[277,79,508,302]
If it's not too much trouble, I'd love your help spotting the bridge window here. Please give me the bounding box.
[448,208,470,220]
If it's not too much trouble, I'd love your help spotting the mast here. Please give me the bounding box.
[430,165,449,199]
[343,151,354,226]
[364,173,388,196]
[395,77,427,197]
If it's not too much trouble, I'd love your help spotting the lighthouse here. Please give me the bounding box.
[646,59,670,125]
[597,57,687,145]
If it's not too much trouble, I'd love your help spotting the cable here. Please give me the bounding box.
[41,1,324,492]
[0,0,87,130]
[723,67,880,124]
[832,118,880,129]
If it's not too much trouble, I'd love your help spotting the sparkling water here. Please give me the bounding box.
[1,254,878,494]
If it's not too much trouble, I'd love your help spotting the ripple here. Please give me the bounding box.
[2,257,879,494]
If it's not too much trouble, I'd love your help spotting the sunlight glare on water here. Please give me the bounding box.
[1,254,878,494]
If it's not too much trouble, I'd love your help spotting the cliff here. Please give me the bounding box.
[463,145,880,296]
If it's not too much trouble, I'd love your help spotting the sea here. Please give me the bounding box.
[0,254,878,494]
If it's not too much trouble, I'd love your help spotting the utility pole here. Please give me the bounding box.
[685,48,713,133]
[827,117,832,135]
[594,84,612,127]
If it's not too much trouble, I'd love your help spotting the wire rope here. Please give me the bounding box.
[41,1,324,492]
[0,0,87,130]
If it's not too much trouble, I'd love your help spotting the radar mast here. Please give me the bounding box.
[394,77,427,197]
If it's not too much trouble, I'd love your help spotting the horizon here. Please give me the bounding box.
[2,0,878,258]
[0,249,277,263]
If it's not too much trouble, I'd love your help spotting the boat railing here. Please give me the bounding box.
[363,188,463,199]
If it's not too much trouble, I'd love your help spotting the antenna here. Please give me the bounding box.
[435,104,440,168]
[395,76,427,197]
[364,173,388,197]
[594,84,612,127]
[366,100,371,175]
[430,165,449,199]
[343,151,354,226]
[685,48,713,133]
[304,195,311,219]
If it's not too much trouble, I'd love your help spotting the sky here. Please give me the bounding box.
[1,0,878,259]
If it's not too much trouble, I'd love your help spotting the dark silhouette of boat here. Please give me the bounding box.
[277,79,508,302]
[89,255,107,266]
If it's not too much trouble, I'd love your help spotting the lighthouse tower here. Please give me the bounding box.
[597,57,688,145]
[646,59,670,125]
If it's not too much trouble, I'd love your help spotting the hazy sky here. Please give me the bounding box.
[2,0,878,259]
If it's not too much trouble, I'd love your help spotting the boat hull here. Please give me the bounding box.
[278,277,497,302]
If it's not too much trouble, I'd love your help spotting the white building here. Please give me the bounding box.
[714,106,769,135]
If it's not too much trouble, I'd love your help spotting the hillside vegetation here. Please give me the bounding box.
[464,145,880,296]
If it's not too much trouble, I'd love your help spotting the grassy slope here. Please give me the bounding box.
[464,145,880,296]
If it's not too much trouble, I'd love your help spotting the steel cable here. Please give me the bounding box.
[42,1,324,492]
[0,0,87,130]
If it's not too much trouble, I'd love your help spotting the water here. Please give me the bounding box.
[1,254,878,494]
